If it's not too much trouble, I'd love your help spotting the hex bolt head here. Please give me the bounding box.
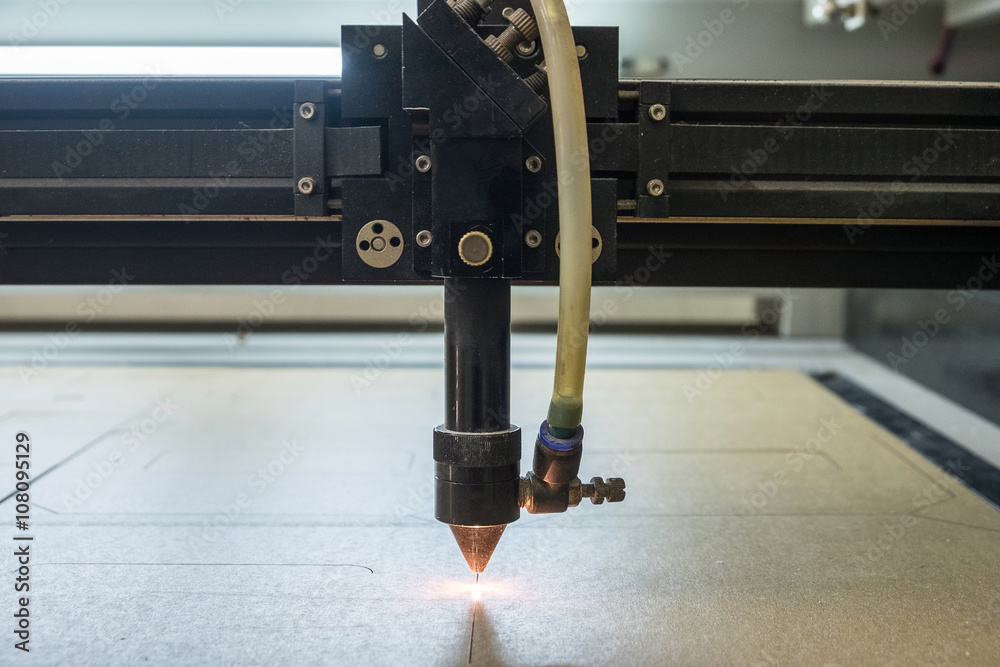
[648,104,667,122]
[297,177,316,195]
[299,102,316,120]
[415,155,432,173]
[589,477,609,505]
[647,179,665,197]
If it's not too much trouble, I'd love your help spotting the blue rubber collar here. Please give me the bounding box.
[538,420,584,452]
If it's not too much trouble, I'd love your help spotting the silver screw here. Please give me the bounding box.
[517,40,536,57]
[576,44,587,59]
[648,104,666,122]
[647,179,665,197]
[299,102,316,120]
[525,156,543,173]
[373,43,387,59]
[502,6,515,18]
[415,155,432,173]
[298,177,316,195]
[525,230,542,248]
[416,230,433,248]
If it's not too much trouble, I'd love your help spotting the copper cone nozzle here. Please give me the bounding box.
[449,524,506,573]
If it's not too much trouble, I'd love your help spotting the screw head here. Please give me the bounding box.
[458,231,493,267]
[648,104,667,122]
[297,177,316,195]
[576,44,588,59]
[415,155,432,173]
[416,230,433,248]
[607,478,627,503]
[647,179,665,197]
[299,102,316,120]
[525,230,542,248]
[373,43,387,59]
[502,6,515,19]
[525,156,543,173]
[517,40,537,57]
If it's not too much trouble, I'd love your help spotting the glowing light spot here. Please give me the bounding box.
[471,583,482,601]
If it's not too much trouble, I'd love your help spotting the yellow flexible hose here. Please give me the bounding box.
[530,0,592,436]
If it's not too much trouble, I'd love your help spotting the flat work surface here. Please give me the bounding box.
[1,342,1000,665]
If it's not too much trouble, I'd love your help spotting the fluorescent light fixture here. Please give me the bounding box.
[0,46,342,76]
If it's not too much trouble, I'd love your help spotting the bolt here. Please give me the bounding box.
[525,230,542,248]
[415,155,432,173]
[581,477,626,504]
[524,65,549,96]
[449,0,494,25]
[647,179,665,197]
[299,102,316,120]
[297,177,316,195]
[648,104,667,122]
[576,44,588,59]
[486,8,539,64]
[525,156,543,173]
[517,40,536,57]
[416,230,433,248]
[372,44,387,59]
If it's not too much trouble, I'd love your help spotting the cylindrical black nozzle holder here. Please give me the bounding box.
[436,277,520,527]
[434,427,522,526]
[445,277,511,434]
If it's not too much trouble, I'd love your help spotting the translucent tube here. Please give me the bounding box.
[530,0,592,435]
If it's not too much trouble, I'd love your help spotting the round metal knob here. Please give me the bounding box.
[458,231,493,267]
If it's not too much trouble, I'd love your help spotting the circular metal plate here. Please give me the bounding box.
[555,226,603,264]
[357,220,404,269]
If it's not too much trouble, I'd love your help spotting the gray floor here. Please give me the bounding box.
[1,333,999,666]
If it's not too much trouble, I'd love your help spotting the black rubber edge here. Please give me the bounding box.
[812,372,1000,511]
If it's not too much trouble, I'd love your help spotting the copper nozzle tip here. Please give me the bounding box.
[449,524,506,574]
